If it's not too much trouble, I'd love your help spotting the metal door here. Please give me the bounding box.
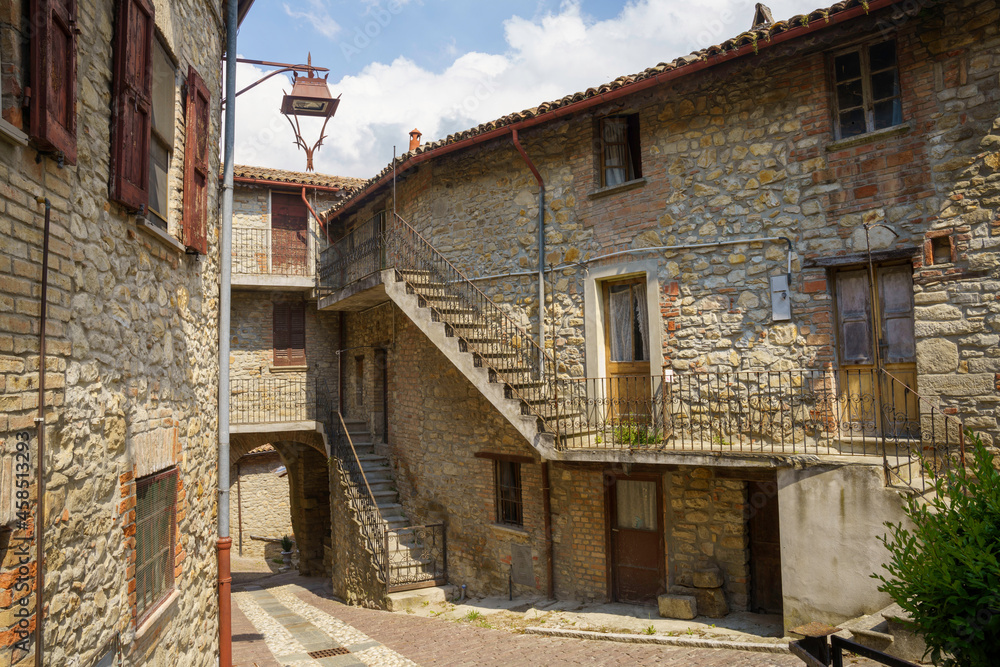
[608,474,664,603]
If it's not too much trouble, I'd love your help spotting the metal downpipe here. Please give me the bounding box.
[218,0,238,663]
[34,197,51,667]
[510,130,545,372]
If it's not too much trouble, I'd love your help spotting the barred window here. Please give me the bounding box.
[135,468,177,621]
[495,460,523,527]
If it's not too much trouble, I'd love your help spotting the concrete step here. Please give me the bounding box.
[377,502,403,513]
[372,489,398,503]
[386,585,457,612]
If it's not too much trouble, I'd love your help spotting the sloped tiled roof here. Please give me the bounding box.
[233,165,365,191]
[327,0,900,219]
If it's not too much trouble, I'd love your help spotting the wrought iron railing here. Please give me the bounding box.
[385,213,554,427]
[331,411,388,582]
[385,523,447,593]
[551,368,964,492]
[318,212,385,292]
[230,375,312,424]
[233,227,311,276]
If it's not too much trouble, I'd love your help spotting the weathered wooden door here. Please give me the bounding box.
[607,474,664,603]
[834,265,917,436]
[747,480,783,615]
[603,277,652,426]
[271,192,309,274]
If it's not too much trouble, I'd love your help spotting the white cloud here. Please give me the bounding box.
[283,0,341,39]
[234,0,831,179]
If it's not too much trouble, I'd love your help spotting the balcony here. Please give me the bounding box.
[229,376,323,434]
[550,368,965,492]
[232,227,315,290]
[317,212,390,310]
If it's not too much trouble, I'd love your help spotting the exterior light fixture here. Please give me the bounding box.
[280,54,340,171]
[223,53,340,172]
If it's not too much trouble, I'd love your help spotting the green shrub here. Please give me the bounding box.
[875,432,1000,667]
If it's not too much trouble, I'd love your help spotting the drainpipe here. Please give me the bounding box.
[218,0,238,663]
[300,186,328,243]
[34,197,51,667]
[510,129,545,372]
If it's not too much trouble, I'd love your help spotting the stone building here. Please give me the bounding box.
[308,0,1000,633]
[226,166,360,578]
[0,0,251,664]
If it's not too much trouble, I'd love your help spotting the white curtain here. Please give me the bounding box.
[603,118,629,187]
[610,288,632,362]
[616,480,656,530]
[634,283,649,362]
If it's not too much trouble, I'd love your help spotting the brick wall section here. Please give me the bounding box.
[0,0,227,662]
[548,465,607,601]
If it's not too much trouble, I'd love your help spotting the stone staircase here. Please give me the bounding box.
[338,416,453,608]
[383,267,562,458]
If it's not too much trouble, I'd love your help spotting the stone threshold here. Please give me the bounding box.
[524,626,790,654]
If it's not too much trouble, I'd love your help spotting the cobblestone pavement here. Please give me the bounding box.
[233,575,877,667]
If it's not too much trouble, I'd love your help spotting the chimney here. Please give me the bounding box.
[751,3,773,29]
[408,128,422,152]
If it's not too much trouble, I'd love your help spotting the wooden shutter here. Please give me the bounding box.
[835,270,874,365]
[29,0,78,164]
[273,302,290,366]
[877,266,915,364]
[183,66,210,254]
[109,0,154,211]
[288,303,306,366]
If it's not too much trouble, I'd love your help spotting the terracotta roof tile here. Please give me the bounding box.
[328,0,891,218]
[232,164,365,190]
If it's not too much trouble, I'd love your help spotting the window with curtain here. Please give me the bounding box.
[609,282,650,363]
[599,115,642,187]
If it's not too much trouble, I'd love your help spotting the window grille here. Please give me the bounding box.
[495,460,523,527]
[135,468,177,622]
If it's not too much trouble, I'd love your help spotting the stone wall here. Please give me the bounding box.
[0,0,226,663]
[230,450,293,558]
[334,0,1000,442]
[666,469,748,611]
[329,463,387,608]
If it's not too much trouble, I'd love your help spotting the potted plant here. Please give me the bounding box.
[280,535,294,568]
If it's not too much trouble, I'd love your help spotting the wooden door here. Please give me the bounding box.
[603,277,652,425]
[272,193,309,274]
[834,265,917,436]
[748,480,783,615]
[607,475,664,603]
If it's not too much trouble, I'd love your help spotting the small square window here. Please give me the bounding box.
[597,115,642,187]
[930,235,954,265]
[832,40,903,139]
[495,460,523,527]
[135,468,178,622]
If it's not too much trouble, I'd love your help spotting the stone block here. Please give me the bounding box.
[658,594,697,620]
[692,567,724,589]
[916,338,959,374]
[670,585,730,618]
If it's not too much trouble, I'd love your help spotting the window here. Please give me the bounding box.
[28,0,78,163]
[832,40,902,139]
[135,468,177,622]
[272,302,306,366]
[495,460,523,527]
[110,0,211,255]
[147,38,176,230]
[607,280,649,363]
[598,115,641,187]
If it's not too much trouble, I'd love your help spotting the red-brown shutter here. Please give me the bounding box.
[29,0,78,164]
[273,302,290,366]
[183,66,210,254]
[288,303,306,366]
[109,0,154,211]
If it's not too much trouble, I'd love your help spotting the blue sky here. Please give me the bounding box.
[232,0,828,178]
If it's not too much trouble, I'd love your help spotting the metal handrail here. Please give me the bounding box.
[386,212,555,426]
[338,412,380,514]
